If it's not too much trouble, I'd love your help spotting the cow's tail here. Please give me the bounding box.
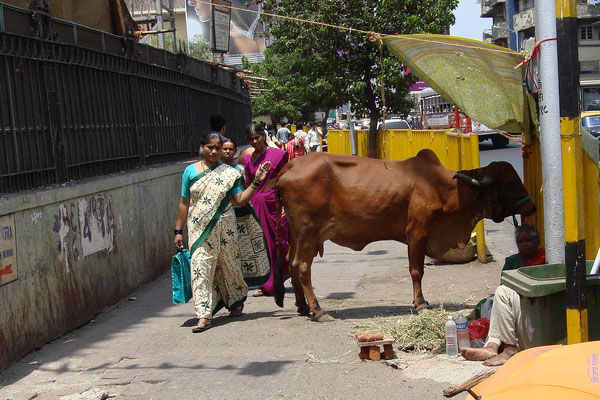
[273,181,285,308]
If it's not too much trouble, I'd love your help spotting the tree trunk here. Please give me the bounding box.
[321,110,329,152]
[365,84,380,158]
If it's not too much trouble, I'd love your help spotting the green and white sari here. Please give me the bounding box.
[183,163,269,319]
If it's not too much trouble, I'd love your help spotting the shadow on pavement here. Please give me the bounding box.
[27,359,295,376]
[322,302,475,321]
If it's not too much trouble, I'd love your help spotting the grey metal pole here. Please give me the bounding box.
[156,0,165,49]
[535,0,564,263]
[350,122,357,155]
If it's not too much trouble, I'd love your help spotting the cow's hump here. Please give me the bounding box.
[415,148,442,165]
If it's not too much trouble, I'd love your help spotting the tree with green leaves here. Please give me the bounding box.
[247,48,346,125]
[254,0,458,155]
[147,33,210,61]
[185,34,211,60]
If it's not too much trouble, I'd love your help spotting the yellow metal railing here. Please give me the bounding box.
[329,128,479,168]
[327,129,369,157]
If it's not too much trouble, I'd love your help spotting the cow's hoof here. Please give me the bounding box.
[297,304,310,316]
[415,303,431,315]
[313,311,335,322]
[274,291,285,308]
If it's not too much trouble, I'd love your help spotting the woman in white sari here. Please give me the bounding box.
[174,133,270,332]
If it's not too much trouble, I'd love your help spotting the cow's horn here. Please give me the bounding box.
[479,175,495,188]
[453,173,480,189]
[453,173,495,190]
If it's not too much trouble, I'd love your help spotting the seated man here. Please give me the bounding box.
[461,224,545,366]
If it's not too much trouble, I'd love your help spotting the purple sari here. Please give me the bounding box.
[242,147,290,294]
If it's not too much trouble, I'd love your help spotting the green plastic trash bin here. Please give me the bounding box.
[501,261,600,349]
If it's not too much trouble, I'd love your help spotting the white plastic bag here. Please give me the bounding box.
[481,296,494,320]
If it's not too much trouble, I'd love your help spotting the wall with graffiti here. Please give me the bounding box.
[0,163,185,370]
[53,195,116,273]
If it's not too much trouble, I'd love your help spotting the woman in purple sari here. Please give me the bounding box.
[242,123,290,301]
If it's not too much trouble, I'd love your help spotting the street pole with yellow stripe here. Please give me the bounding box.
[556,0,588,344]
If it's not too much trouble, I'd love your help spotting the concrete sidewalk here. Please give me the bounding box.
[0,221,519,400]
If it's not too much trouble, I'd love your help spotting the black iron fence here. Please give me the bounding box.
[0,3,251,194]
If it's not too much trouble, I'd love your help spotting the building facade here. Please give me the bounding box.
[480,0,600,110]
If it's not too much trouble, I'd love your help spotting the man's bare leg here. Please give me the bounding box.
[461,342,499,361]
[482,344,518,366]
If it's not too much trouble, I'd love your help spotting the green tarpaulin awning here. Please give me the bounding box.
[384,34,528,133]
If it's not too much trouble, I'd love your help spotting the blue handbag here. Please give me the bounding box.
[171,248,192,304]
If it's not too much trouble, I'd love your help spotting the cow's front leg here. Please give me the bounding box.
[407,235,431,314]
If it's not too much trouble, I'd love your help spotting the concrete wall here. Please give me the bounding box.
[0,162,188,370]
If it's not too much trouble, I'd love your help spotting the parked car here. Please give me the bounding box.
[377,118,411,130]
[582,111,600,137]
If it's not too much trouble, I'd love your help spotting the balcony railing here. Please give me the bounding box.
[492,21,509,40]
[481,4,494,17]
[481,0,506,5]
[577,2,600,18]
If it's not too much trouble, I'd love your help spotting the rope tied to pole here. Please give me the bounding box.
[514,37,557,93]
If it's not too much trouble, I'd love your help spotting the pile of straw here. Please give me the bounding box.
[355,306,450,352]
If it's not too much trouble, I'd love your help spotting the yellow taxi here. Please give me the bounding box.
[581,110,600,137]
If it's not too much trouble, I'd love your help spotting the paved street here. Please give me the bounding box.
[0,214,520,400]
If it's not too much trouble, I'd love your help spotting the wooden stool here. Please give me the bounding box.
[357,337,396,361]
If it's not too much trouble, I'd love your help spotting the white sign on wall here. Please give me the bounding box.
[0,214,17,286]
[211,0,231,53]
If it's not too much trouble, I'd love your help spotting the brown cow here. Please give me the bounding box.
[275,149,535,321]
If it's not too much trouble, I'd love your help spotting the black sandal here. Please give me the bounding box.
[229,305,244,317]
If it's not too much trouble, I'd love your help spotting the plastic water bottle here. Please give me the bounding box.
[445,315,458,358]
[456,311,470,350]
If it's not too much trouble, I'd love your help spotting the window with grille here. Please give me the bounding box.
[580,25,593,41]
[519,0,528,11]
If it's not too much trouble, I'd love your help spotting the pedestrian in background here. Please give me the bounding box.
[241,123,291,298]
[210,114,227,141]
[277,124,291,145]
[285,131,306,159]
[294,123,310,153]
[174,132,270,333]
[222,138,245,175]
[307,122,323,152]
[266,124,282,148]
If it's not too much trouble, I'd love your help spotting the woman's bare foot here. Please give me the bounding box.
[482,344,518,366]
[461,346,498,361]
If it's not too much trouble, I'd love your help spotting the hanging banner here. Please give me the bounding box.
[0,214,17,286]
[211,0,231,53]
